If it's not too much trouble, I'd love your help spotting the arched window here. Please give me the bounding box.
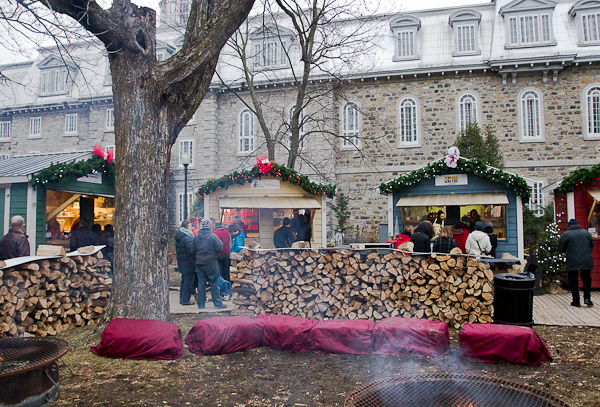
[341,102,361,149]
[239,109,255,154]
[398,97,418,146]
[459,93,477,131]
[587,86,600,138]
[289,105,305,150]
[520,90,542,140]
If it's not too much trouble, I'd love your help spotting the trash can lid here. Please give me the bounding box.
[494,272,535,288]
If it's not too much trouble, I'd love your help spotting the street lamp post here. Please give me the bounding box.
[182,153,190,221]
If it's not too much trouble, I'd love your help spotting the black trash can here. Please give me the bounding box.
[493,272,535,327]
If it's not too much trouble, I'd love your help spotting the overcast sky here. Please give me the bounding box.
[0,0,486,64]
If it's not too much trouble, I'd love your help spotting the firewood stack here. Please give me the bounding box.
[230,250,494,328]
[0,251,112,337]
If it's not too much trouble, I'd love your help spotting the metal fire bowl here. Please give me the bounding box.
[344,374,571,407]
[0,337,70,407]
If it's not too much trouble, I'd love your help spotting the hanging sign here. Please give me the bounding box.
[251,179,280,189]
[435,174,468,186]
[77,173,103,184]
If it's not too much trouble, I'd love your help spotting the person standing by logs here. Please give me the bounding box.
[175,220,196,306]
[0,215,30,260]
[69,218,99,252]
[433,226,458,254]
[213,221,232,284]
[559,219,594,308]
[189,218,227,309]
[465,221,491,257]
[274,218,295,249]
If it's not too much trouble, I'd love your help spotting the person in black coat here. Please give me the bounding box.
[483,221,498,258]
[297,215,312,243]
[175,220,196,305]
[410,221,433,253]
[69,218,99,252]
[559,219,595,307]
[274,218,295,248]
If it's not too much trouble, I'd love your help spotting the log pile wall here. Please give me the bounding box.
[0,251,111,337]
[231,249,494,328]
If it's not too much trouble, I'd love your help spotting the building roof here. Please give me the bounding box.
[0,150,93,180]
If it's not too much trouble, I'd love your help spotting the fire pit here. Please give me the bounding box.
[345,374,570,407]
[0,337,70,406]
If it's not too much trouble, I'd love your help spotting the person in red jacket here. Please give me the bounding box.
[452,218,471,254]
[395,225,414,249]
[213,221,231,287]
[189,216,199,236]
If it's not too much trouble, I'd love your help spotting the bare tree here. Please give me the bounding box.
[1,0,255,321]
[218,0,386,176]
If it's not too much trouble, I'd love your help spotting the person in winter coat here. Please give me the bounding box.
[213,221,231,284]
[188,218,226,309]
[465,221,492,257]
[69,218,99,252]
[469,209,481,231]
[297,215,312,243]
[433,226,458,253]
[274,218,295,248]
[175,220,196,305]
[410,221,433,253]
[559,219,594,307]
[0,215,30,260]
[483,221,498,258]
[395,225,414,249]
[452,219,471,254]
[230,224,246,253]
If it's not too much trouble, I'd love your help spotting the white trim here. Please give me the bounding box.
[516,196,524,260]
[456,91,481,133]
[204,194,209,218]
[4,187,10,235]
[340,101,362,150]
[64,113,78,135]
[178,139,195,168]
[397,96,421,148]
[517,88,545,142]
[321,194,327,248]
[238,108,256,155]
[105,108,115,131]
[387,194,394,238]
[0,121,11,141]
[567,192,575,220]
[582,83,600,140]
[26,183,36,252]
[29,117,42,138]
[453,23,480,56]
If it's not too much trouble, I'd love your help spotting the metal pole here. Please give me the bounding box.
[183,163,189,220]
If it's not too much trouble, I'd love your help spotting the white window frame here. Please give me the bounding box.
[253,39,288,70]
[397,97,420,148]
[458,93,479,132]
[340,101,361,150]
[105,108,115,131]
[106,145,115,159]
[454,24,478,55]
[583,84,600,140]
[0,121,10,141]
[178,0,190,25]
[157,52,164,61]
[504,12,555,48]
[390,15,421,62]
[40,67,68,96]
[29,117,42,138]
[238,108,255,155]
[580,12,600,45]
[177,191,195,225]
[104,57,112,87]
[0,154,9,161]
[288,105,306,151]
[518,89,544,142]
[64,113,78,135]
[526,180,545,217]
[178,139,194,168]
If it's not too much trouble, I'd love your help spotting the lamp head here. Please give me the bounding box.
[182,153,190,166]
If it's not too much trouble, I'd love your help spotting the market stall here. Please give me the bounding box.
[547,162,600,288]
[197,159,335,249]
[379,150,532,259]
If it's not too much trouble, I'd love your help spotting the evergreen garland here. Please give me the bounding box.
[197,163,336,198]
[556,162,600,194]
[379,157,531,202]
[30,156,115,185]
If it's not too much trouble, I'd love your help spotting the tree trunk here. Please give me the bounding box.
[108,51,172,321]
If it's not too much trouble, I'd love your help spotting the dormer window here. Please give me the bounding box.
[500,0,556,49]
[250,25,293,70]
[178,0,190,25]
[569,0,600,45]
[156,40,176,62]
[390,15,421,61]
[449,9,482,56]
[37,54,75,96]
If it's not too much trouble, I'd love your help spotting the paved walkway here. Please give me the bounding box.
[533,292,600,327]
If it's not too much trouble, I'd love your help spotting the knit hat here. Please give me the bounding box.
[474,221,485,231]
[200,218,212,229]
[567,218,578,227]
[190,216,199,224]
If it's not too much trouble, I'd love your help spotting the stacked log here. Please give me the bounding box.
[230,249,494,328]
[0,251,112,337]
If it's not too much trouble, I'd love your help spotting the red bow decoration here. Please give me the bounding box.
[93,144,114,165]
[255,154,274,175]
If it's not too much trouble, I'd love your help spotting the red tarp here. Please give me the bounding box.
[90,318,183,360]
[307,319,375,354]
[255,313,318,353]
[459,323,552,366]
[185,316,264,356]
[372,317,450,357]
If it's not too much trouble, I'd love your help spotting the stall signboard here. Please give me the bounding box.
[77,173,102,184]
[435,174,468,186]
[251,179,280,190]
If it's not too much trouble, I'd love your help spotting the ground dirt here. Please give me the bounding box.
[50,314,600,407]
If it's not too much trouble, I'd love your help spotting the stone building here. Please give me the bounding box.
[2,0,600,242]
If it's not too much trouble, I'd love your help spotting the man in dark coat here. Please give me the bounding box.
[175,220,196,305]
[273,218,295,248]
[559,218,594,307]
[410,221,433,253]
[69,218,99,252]
[483,221,498,258]
[0,215,30,260]
[188,218,226,309]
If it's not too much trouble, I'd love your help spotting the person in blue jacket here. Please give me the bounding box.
[229,224,246,253]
